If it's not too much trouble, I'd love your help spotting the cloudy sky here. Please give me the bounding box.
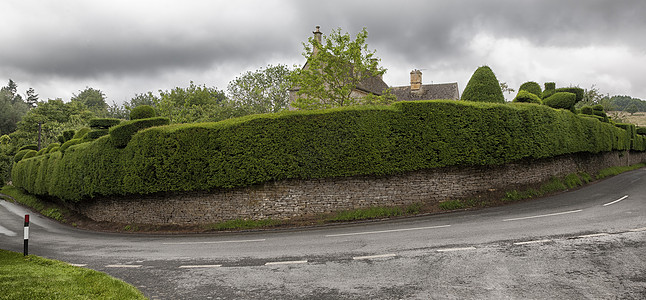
[2,0,645,104]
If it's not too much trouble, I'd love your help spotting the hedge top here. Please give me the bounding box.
[12,100,644,202]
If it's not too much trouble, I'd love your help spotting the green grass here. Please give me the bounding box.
[0,186,68,222]
[596,163,646,179]
[0,249,146,300]
[206,218,283,231]
[328,203,422,222]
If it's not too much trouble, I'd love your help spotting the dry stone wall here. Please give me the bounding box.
[73,151,646,225]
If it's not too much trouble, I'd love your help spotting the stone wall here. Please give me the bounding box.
[73,151,646,225]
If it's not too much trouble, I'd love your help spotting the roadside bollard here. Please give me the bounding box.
[24,214,29,256]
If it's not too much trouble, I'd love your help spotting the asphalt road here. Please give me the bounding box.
[1,168,645,299]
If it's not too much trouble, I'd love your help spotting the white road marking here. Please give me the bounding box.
[0,225,17,236]
[577,233,609,238]
[603,195,628,206]
[629,227,646,232]
[163,239,266,245]
[502,209,583,222]
[105,264,142,268]
[69,264,87,267]
[353,254,397,260]
[436,247,476,252]
[265,260,308,266]
[179,264,222,268]
[325,225,450,237]
[513,239,551,245]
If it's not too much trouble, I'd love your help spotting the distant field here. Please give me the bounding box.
[608,111,646,127]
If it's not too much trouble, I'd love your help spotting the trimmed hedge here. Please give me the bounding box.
[461,66,505,103]
[19,144,38,151]
[59,138,84,152]
[86,129,109,140]
[637,127,646,136]
[544,82,556,91]
[73,128,91,139]
[109,117,170,148]
[580,106,594,115]
[513,90,542,104]
[89,118,121,129]
[543,92,576,110]
[130,105,156,120]
[519,81,542,97]
[12,100,644,202]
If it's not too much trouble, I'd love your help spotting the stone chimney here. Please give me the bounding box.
[313,26,322,55]
[410,69,422,90]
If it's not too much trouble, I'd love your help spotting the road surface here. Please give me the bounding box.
[1,168,645,299]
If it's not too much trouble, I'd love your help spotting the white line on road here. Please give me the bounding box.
[353,254,397,260]
[436,247,476,252]
[513,239,551,245]
[265,260,308,266]
[163,239,266,245]
[105,264,142,268]
[69,264,87,267]
[630,227,646,232]
[502,209,583,222]
[0,225,17,237]
[179,264,222,268]
[603,195,629,206]
[325,225,451,237]
[577,233,609,238]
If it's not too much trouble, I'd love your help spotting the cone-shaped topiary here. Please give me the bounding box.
[461,66,505,103]
[518,81,542,97]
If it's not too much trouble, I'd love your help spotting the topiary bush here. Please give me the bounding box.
[89,118,121,129]
[109,117,170,148]
[555,87,584,104]
[518,81,542,97]
[580,106,594,115]
[86,129,109,140]
[544,82,556,91]
[513,90,542,104]
[72,128,91,139]
[19,144,38,151]
[461,66,505,103]
[60,138,84,152]
[637,127,646,136]
[543,92,576,110]
[130,105,156,120]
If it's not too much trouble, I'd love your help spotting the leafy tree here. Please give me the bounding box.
[156,82,228,123]
[227,64,292,114]
[461,66,505,103]
[499,82,515,96]
[0,80,30,135]
[15,99,93,148]
[626,103,639,115]
[71,87,108,115]
[289,27,393,109]
[25,87,39,108]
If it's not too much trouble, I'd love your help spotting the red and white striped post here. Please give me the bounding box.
[23,215,29,256]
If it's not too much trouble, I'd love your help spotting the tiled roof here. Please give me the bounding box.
[356,76,389,95]
[390,82,460,101]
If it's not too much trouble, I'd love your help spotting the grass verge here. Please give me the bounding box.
[0,186,70,223]
[596,162,646,179]
[0,249,146,300]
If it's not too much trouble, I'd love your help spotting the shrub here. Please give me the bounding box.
[72,128,91,139]
[513,90,542,104]
[59,138,83,152]
[89,118,121,129]
[543,92,576,110]
[14,150,32,163]
[564,173,582,188]
[130,105,156,120]
[86,129,109,140]
[555,87,584,104]
[63,130,75,142]
[48,146,60,153]
[544,82,556,91]
[19,144,38,151]
[109,117,170,148]
[593,105,604,112]
[21,150,37,161]
[518,81,542,97]
[580,106,594,115]
[637,127,646,136]
[461,66,505,103]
